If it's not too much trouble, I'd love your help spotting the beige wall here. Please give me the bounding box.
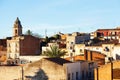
[94,61,120,80]
[85,46,102,52]
[7,35,40,60]
[94,63,112,80]
[102,44,114,57]
[0,66,22,80]
[7,39,20,59]
[74,44,85,55]
[41,59,66,80]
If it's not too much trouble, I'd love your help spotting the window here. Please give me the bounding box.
[108,57,113,62]
[8,48,11,53]
[70,46,73,50]
[106,32,108,36]
[15,48,17,52]
[15,29,17,34]
[96,48,99,50]
[8,43,10,47]
[72,73,74,80]
[86,72,88,78]
[76,72,78,80]
[115,32,117,35]
[71,42,73,44]
[82,71,84,80]
[16,43,17,47]
[70,53,73,57]
[80,49,82,52]
[8,54,11,59]
[15,54,17,58]
[111,32,112,35]
[15,60,18,64]
[68,73,70,80]
[89,72,91,78]
[104,47,109,52]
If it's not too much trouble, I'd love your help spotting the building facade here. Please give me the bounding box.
[91,27,120,40]
[29,58,97,80]
[94,60,120,80]
[7,18,41,64]
[66,32,90,57]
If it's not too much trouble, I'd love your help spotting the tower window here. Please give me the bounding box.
[15,30,17,34]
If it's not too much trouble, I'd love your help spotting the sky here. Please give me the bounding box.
[0,0,120,38]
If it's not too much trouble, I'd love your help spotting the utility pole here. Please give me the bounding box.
[45,29,47,37]
[21,66,24,80]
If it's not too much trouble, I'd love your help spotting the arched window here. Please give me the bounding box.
[115,32,117,35]
[15,54,17,58]
[15,29,17,34]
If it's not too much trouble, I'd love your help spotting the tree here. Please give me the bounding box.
[25,30,33,35]
[25,30,42,38]
[54,34,61,40]
[43,45,66,58]
[32,33,42,38]
[45,36,49,43]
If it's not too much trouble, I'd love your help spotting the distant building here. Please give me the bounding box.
[65,49,105,66]
[42,42,59,54]
[7,17,41,64]
[0,39,7,48]
[74,44,85,55]
[0,39,7,65]
[66,32,90,57]
[71,42,120,63]
[91,27,120,40]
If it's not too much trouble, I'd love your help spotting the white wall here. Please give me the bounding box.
[64,61,89,80]
[74,44,85,55]
[7,39,20,59]
[112,45,120,60]
[19,56,44,64]
[85,46,102,52]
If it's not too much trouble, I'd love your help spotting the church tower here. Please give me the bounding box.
[13,17,22,36]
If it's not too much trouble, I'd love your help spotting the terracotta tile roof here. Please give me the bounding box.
[44,58,72,65]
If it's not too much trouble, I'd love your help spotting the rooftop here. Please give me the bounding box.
[44,57,72,65]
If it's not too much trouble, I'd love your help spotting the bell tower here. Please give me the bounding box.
[13,17,22,36]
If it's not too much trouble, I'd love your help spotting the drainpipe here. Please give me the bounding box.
[21,66,24,80]
[97,68,99,80]
[111,62,113,80]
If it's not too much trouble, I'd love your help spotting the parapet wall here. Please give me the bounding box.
[0,66,22,80]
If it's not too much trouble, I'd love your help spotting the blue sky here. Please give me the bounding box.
[0,0,120,38]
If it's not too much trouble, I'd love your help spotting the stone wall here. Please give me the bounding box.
[0,64,47,80]
[41,59,66,80]
[0,58,67,80]
[0,66,22,80]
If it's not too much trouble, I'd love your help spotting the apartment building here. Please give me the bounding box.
[66,32,90,57]
[91,27,120,40]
